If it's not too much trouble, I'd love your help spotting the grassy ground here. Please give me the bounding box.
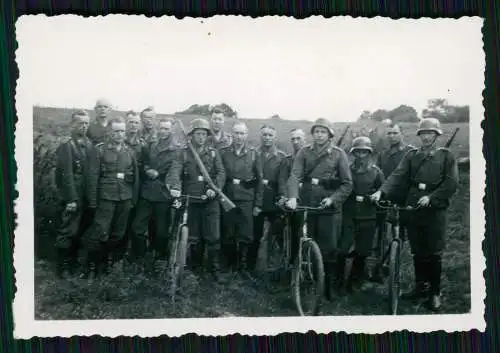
[35,170,470,319]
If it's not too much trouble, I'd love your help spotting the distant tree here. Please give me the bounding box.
[357,110,372,121]
[176,103,238,118]
[422,98,469,123]
[371,109,390,122]
[388,104,419,123]
[270,114,281,120]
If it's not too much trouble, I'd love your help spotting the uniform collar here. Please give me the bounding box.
[311,140,333,154]
[232,143,249,155]
[258,144,278,156]
[126,133,141,144]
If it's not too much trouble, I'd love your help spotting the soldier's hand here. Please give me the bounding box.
[320,197,333,209]
[277,197,286,208]
[253,207,262,216]
[170,189,181,198]
[146,169,159,179]
[65,202,77,212]
[285,198,297,210]
[370,190,382,202]
[206,189,216,199]
[417,195,430,207]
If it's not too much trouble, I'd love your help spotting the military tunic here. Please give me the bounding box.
[83,142,139,256]
[380,146,459,254]
[207,131,232,150]
[342,163,384,256]
[249,145,287,270]
[130,137,182,260]
[140,128,157,144]
[54,136,94,251]
[87,120,108,145]
[220,144,264,247]
[169,146,226,252]
[287,141,353,259]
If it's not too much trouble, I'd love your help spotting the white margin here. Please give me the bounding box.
[12,14,486,338]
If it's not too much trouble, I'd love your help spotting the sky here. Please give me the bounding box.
[16,15,484,122]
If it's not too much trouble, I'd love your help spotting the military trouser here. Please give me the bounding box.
[82,199,132,268]
[131,199,173,260]
[221,200,254,270]
[306,212,346,262]
[248,211,283,271]
[407,209,447,295]
[343,218,377,257]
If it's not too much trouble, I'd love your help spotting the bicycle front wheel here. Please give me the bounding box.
[388,240,401,315]
[170,225,189,303]
[292,240,325,316]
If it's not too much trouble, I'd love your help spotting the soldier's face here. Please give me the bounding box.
[386,126,402,145]
[211,113,225,132]
[419,131,437,147]
[192,129,208,146]
[312,127,330,146]
[95,103,111,119]
[260,127,276,147]
[142,111,155,129]
[232,124,248,146]
[126,116,141,134]
[290,131,305,152]
[353,149,370,160]
[72,115,90,136]
[157,121,172,140]
[110,122,126,144]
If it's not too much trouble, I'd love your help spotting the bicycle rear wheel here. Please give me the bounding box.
[169,225,189,303]
[388,240,401,315]
[292,240,325,316]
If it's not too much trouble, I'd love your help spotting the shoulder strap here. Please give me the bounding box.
[304,146,333,178]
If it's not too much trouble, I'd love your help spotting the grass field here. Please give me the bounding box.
[33,106,471,319]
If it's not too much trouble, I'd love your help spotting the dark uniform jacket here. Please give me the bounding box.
[258,145,287,212]
[220,143,264,207]
[287,141,353,212]
[54,136,93,204]
[140,128,157,144]
[377,142,415,178]
[380,147,459,209]
[344,163,385,220]
[87,120,108,145]
[141,137,182,202]
[86,142,139,207]
[207,131,232,150]
[169,146,226,203]
[125,133,147,180]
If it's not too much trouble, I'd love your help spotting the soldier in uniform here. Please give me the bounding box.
[277,128,306,267]
[286,118,353,300]
[87,98,112,145]
[343,137,384,293]
[207,107,232,149]
[140,107,158,144]
[371,118,459,311]
[168,118,227,282]
[53,110,94,278]
[248,124,287,272]
[220,121,264,277]
[83,116,139,278]
[130,117,182,273]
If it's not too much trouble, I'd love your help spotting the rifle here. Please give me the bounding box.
[337,125,350,147]
[176,120,236,213]
[445,127,460,148]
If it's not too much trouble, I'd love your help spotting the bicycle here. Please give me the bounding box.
[168,194,207,304]
[278,203,325,316]
[373,200,421,315]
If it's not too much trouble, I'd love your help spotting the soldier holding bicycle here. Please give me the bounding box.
[371,118,459,311]
[168,118,227,283]
[286,118,353,301]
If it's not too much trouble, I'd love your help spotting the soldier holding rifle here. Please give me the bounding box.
[168,118,227,283]
[286,118,353,301]
[370,118,459,311]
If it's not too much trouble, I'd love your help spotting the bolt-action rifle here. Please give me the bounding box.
[336,125,350,147]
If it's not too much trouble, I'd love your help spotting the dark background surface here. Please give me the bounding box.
[0,1,498,352]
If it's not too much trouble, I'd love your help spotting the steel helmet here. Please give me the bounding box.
[310,118,334,138]
[188,118,212,136]
[417,118,442,136]
[350,136,373,154]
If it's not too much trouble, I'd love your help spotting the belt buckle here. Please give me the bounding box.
[311,178,319,185]
[418,183,426,191]
[197,175,204,182]
[356,195,364,202]
[299,182,303,188]
[116,173,125,180]
[263,179,269,186]
[233,178,240,185]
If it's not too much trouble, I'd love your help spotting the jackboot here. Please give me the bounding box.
[188,242,204,274]
[56,248,72,279]
[80,251,99,280]
[238,244,255,281]
[401,255,430,300]
[426,254,442,312]
[209,248,228,284]
[347,256,366,293]
[323,261,334,302]
[333,256,347,296]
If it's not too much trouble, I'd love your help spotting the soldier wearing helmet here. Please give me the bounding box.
[342,136,385,294]
[371,118,459,311]
[168,118,227,283]
[286,118,353,301]
[87,98,112,145]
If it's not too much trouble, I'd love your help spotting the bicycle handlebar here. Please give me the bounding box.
[374,200,422,211]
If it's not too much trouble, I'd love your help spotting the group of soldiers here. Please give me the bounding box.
[53,98,459,313]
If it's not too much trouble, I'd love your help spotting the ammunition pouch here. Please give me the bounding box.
[124,172,135,184]
[241,178,258,189]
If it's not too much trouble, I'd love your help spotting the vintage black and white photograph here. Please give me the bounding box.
[14,15,484,337]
